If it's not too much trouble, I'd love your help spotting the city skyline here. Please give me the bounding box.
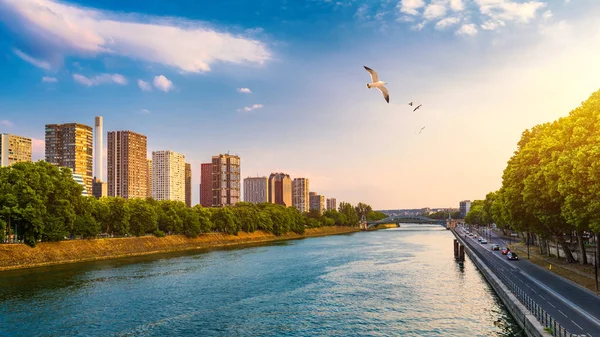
[1,0,596,209]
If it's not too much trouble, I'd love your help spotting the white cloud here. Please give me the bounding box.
[238,104,264,112]
[0,120,14,127]
[237,87,252,94]
[396,15,416,22]
[73,73,128,86]
[456,23,478,35]
[423,3,447,20]
[436,17,461,30]
[412,22,426,31]
[543,10,552,20]
[399,0,425,15]
[0,0,271,73]
[13,49,51,70]
[41,76,58,83]
[481,19,506,30]
[153,75,174,92]
[449,0,464,11]
[137,79,152,92]
[140,109,150,114]
[475,0,546,23]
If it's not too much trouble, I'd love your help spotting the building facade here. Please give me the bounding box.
[152,150,186,202]
[309,192,325,214]
[107,131,148,199]
[459,200,471,218]
[92,177,107,199]
[200,163,213,207]
[326,198,337,211]
[45,123,93,193]
[212,154,241,207]
[0,133,32,167]
[146,159,152,198]
[72,173,89,197]
[244,177,268,203]
[268,172,292,206]
[292,178,310,213]
[185,162,192,207]
[94,116,103,180]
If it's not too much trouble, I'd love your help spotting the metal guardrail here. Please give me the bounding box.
[462,234,583,337]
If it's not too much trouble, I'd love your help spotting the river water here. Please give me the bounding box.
[0,225,525,337]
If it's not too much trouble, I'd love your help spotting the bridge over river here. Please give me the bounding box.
[365,215,458,229]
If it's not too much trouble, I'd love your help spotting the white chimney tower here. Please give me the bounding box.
[94,116,103,181]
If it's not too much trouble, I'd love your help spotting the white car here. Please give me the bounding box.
[480,239,487,244]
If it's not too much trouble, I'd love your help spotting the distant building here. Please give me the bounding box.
[292,178,310,213]
[211,154,241,207]
[309,192,325,214]
[268,172,292,206]
[0,133,32,167]
[152,150,186,202]
[92,177,107,199]
[72,173,89,197]
[185,162,192,207]
[459,200,471,218]
[146,159,152,198]
[45,123,93,193]
[200,163,213,207]
[94,116,103,180]
[107,130,148,199]
[244,176,268,203]
[326,198,337,211]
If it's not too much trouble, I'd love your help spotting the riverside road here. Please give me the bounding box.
[457,226,600,336]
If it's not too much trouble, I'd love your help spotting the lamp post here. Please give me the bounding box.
[595,232,598,293]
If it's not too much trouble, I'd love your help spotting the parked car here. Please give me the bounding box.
[480,239,487,244]
[507,252,519,260]
[501,248,510,255]
[491,244,500,250]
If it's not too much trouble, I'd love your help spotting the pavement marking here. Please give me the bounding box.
[549,302,556,308]
[559,309,568,317]
[539,294,546,300]
[572,320,583,330]
[587,333,593,337]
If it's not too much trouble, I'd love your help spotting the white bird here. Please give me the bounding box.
[364,66,389,103]
[419,126,426,134]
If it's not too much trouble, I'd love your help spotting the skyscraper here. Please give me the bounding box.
[309,192,325,214]
[292,178,310,213]
[268,173,292,206]
[459,200,471,218]
[45,123,93,193]
[326,198,337,211]
[0,133,32,167]
[94,116,103,180]
[107,131,148,199]
[200,163,213,207]
[185,162,192,207]
[152,150,185,202]
[244,177,268,203]
[146,159,152,198]
[212,154,240,207]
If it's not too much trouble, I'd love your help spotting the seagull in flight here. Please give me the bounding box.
[419,126,426,134]
[364,66,389,103]
[413,104,422,112]
[408,102,413,106]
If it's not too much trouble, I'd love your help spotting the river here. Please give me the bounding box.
[0,225,525,336]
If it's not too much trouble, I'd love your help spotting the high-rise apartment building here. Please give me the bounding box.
[292,178,310,213]
[200,163,213,207]
[92,177,107,199]
[0,133,32,167]
[146,159,152,198]
[326,198,337,211]
[45,123,93,193]
[185,162,192,207]
[244,177,268,203]
[94,116,103,180]
[152,150,185,202]
[72,173,89,197]
[459,200,471,218]
[268,173,292,206]
[212,154,240,207]
[107,131,148,199]
[309,192,325,214]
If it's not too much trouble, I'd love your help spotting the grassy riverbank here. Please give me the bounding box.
[0,226,360,271]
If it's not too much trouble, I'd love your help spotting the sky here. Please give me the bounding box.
[0,0,599,210]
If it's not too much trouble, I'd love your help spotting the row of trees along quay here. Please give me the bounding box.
[0,160,387,247]
[464,90,600,288]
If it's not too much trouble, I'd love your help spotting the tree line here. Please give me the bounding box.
[465,89,600,264]
[0,161,385,247]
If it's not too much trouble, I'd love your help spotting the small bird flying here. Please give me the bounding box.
[364,66,389,103]
[413,104,422,112]
[419,126,426,134]
[408,102,413,106]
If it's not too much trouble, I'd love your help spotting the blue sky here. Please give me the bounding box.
[1,0,599,209]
